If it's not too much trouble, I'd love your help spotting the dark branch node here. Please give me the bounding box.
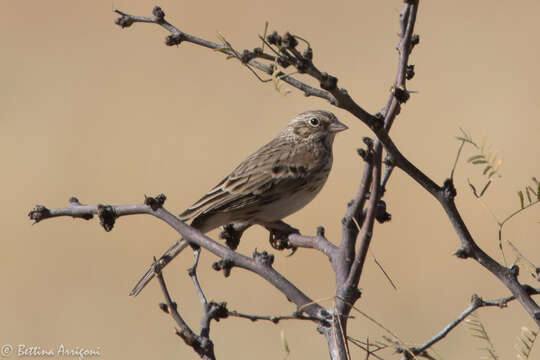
[357,137,375,162]
[303,47,313,61]
[391,86,410,103]
[239,50,255,64]
[405,64,415,80]
[165,33,185,46]
[97,204,116,232]
[320,72,338,91]
[383,154,394,167]
[28,205,51,223]
[282,32,298,49]
[152,6,165,22]
[159,302,170,314]
[375,200,392,223]
[509,264,520,278]
[212,259,234,277]
[341,215,356,230]
[266,31,282,46]
[207,301,229,322]
[454,247,471,259]
[442,178,457,199]
[277,55,293,68]
[114,14,134,28]
[144,193,167,210]
[253,249,275,266]
[410,34,420,47]
[470,293,483,307]
[316,226,325,238]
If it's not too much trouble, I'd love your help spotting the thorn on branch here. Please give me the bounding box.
[253,249,274,266]
[152,6,165,22]
[165,33,185,46]
[97,204,116,232]
[144,193,167,210]
[320,72,338,91]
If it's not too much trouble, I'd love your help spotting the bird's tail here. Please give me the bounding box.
[129,239,190,296]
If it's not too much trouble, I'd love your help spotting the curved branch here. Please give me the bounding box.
[28,196,329,321]
[114,8,335,103]
[398,290,540,360]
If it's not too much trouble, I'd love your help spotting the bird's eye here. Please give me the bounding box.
[309,118,320,127]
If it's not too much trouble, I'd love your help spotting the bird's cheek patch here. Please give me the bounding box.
[293,125,312,138]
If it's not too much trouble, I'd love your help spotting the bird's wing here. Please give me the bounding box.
[179,137,309,221]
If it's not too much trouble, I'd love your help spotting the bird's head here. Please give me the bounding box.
[286,110,348,145]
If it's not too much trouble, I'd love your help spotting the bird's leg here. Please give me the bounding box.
[219,222,252,250]
[263,221,299,254]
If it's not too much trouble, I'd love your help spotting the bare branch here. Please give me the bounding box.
[114,8,335,103]
[228,310,320,323]
[156,260,215,360]
[30,195,329,322]
[399,290,540,359]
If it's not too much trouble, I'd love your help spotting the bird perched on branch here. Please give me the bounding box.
[131,110,347,295]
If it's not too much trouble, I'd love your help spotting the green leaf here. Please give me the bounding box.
[468,154,484,162]
[472,159,488,165]
[518,191,525,209]
[483,165,492,175]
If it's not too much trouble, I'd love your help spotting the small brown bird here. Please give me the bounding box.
[131,110,347,295]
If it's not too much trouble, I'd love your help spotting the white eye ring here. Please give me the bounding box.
[309,118,320,127]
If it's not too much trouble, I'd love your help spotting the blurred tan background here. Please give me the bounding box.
[3,1,540,359]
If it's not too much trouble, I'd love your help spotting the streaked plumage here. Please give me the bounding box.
[179,110,347,232]
[130,110,347,296]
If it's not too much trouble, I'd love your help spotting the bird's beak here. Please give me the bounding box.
[329,120,348,133]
